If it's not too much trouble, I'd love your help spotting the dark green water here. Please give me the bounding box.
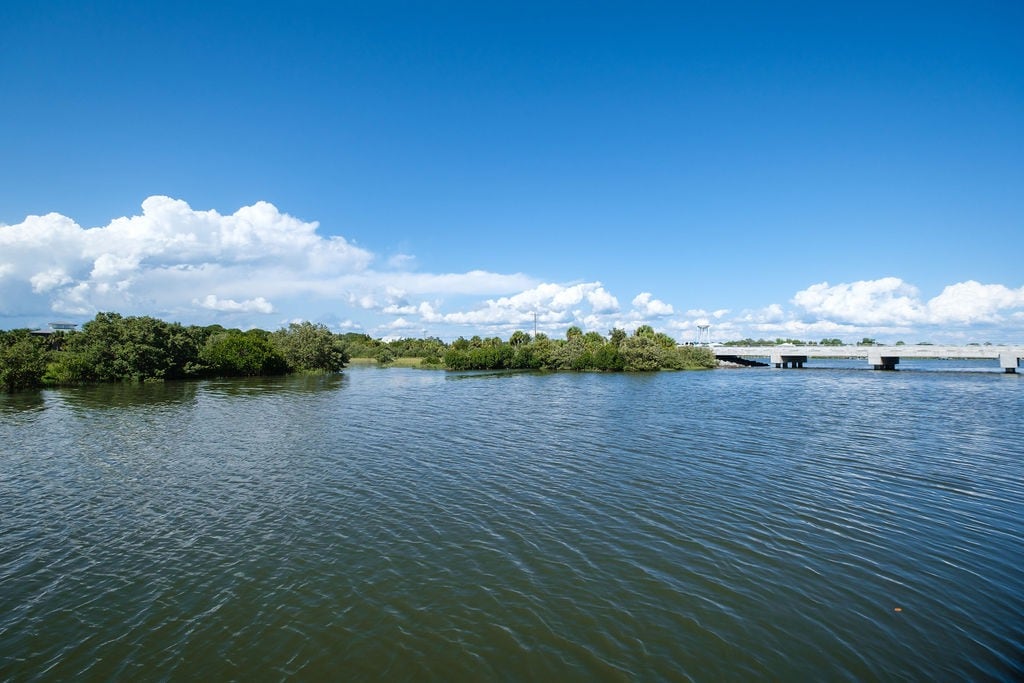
[2,366,1022,681]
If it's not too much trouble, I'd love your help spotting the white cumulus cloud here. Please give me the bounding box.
[792,277,924,325]
[587,286,620,313]
[926,281,1024,324]
[29,268,73,293]
[0,196,534,326]
[631,292,674,316]
[196,295,275,314]
[435,282,620,330]
[5,199,1022,344]
[792,277,1024,328]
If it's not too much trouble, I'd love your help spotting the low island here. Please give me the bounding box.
[0,313,718,392]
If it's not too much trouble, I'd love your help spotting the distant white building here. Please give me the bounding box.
[30,322,78,336]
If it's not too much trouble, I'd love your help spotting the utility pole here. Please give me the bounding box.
[533,312,538,338]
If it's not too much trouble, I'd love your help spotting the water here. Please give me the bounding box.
[1,366,1022,681]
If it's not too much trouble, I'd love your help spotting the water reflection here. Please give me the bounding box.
[201,372,348,397]
[55,379,201,411]
[443,369,533,381]
[45,373,349,410]
[0,389,46,413]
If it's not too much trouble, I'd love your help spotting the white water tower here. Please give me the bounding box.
[696,324,711,346]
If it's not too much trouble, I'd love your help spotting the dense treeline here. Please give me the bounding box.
[720,337,884,346]
[0,329,49,393]
[1,314,717,392]
[721,337,826,346]
[442,325,716,372]
[0,313,348,392]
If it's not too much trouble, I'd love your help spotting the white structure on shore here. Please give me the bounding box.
[695,324,711,346]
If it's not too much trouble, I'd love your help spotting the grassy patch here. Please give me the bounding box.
[389,357,427,367]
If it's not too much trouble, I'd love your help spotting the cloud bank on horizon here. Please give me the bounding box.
[2,196,1023,343]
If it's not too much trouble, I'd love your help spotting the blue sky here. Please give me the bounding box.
[2,1,1022,342]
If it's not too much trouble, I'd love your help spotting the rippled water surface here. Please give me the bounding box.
[2,366,1022,680]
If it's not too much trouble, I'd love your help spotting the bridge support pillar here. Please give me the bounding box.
[868,352,900,371]
[1000,352,1021,374]
[771,352,807,369]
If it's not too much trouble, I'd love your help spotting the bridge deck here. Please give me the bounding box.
[712,345,1024,372]
[713,345,1021,359]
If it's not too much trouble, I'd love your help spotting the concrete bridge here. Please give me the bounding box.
[712,345,1024,373]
